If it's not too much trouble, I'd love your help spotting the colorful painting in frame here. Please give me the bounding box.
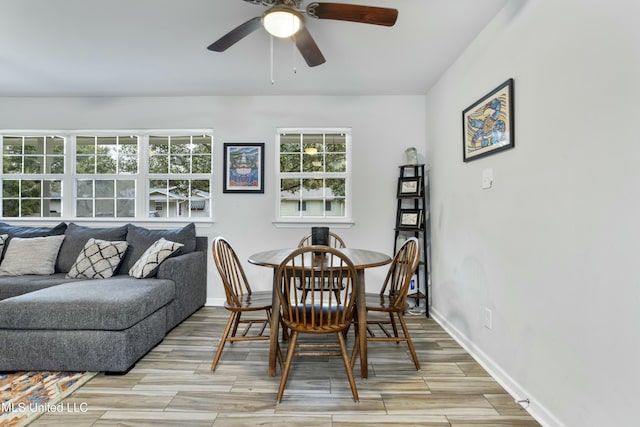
[223,143,265,193]
[462,78,514,162]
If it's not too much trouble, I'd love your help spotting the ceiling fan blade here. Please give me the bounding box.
[294,27,326,67]
[207,16,262,52]
[307,2,398,27]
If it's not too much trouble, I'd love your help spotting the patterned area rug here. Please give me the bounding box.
[0,371,97,426]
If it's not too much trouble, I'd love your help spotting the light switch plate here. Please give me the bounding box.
[482,168,493,189]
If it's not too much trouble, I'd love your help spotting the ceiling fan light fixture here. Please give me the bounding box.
[263,7,302,38]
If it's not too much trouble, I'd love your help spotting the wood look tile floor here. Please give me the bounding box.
[33,307,540,427]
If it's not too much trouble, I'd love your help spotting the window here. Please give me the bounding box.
[277,129,350,221]
[0,131,213,221]
[1,136,64,218]
[148,135,212,219]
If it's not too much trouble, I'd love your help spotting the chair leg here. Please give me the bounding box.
[389,312,400,341]
[277,331,299,403]
[397,313,420,370]
[211,311,237,371]
[337,331,359,402]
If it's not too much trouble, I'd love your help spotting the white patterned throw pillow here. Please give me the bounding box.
[66,238,129,279]
[129,238,184,279]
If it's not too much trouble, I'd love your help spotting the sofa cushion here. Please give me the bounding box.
[0,222,67,259]
[0,276,175,330]
[118,223,196,275]
[129,238,184,279]
[56,223,129,273]
[0,273,72,300]
[66,238,129,279]
[0,235,66,276]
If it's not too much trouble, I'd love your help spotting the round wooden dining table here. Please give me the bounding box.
[248,247,392,379]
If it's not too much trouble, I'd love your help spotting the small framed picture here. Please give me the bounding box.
[398,209,423,229]
[397,177,422,198]
[223,143,265,193]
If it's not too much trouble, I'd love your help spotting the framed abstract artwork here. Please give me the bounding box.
[223,143,265,193]
[462,78,514,162]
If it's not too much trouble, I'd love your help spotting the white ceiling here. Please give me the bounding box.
[0,0,508,97]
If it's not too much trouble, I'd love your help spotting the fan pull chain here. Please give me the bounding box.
[270,35,275,85]
[292,37,297,74]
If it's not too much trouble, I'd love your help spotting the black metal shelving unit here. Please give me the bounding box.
[394,164,430,317]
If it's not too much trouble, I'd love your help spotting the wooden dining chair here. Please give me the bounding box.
[351,237,421,370]
[297,231,346,249]
[297,231,347,301]
[275,245,359,402]
[210,236,282,371]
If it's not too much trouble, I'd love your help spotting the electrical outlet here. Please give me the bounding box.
[484,308,492,329]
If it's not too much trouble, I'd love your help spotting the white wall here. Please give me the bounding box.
[426,1,640,426]
[0,95,426,303]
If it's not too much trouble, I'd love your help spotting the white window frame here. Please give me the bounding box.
[274,127,352,227]
[0,129,214,223]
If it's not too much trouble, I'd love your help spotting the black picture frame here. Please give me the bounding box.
[397,177,422,198]
[398,209,423,229]
[462,78,515,162]
[223,143,265,194]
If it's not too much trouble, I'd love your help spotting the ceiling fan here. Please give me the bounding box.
[207,0,398,67]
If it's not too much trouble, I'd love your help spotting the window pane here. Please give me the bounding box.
[77,179,93,198]
[3,137,22,155]
[24,156,44,173]
[171,137,191,154]
[150,136,169,154]
[3,156,22,174]
[192,155,211,173]
[21,180,41,198]
[76,155,95,173]
[192,136,212,154]
[47,156,65,174]
[50,137,65,154]
[43,199,62,217]
[96,155,117,173]
[3,199,19,217]
[325,178,345,197]
[280,154,300,172]
[95,180,115,197]
[76,137,95,154]
[95,199,115,217]
[116,199,135,217]
[116,180,135,197]
[149,155,169,174]
[76,200,93,217]
[23,137,43,155]
[119,155,137,173]
[21,199,41,217]
[280,178,301,197]
[326,153,346,172]
[326,134,346,152]
[3,180,20,197]
[302,153,323,172]
[170,155,190,174]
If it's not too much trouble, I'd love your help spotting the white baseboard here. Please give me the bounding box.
[205,298,225,307]
[430,307,564,427]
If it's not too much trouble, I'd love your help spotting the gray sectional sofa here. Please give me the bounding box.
[0,222,207,373]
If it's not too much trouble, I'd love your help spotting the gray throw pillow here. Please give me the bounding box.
[0,222,67,259]
[118,223,196,275]
[0,235,66,276]
[56,223,129,273]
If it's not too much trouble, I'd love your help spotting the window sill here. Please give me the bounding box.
[272,220,354,229]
